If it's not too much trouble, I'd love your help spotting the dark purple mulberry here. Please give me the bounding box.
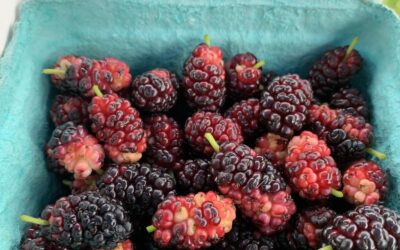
[309,39,363,100]
[259,74,313,138]
[131,69,179,112]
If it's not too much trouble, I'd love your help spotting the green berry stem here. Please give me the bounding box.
[84,179,94,185]
[204,132,220,153]
[92,85,104,98]
[319,245,333,250]
[204,34,211,47]
[19,215,49,226]
[331,188,344,198]
[62,180,72,187]
[168,170,176,181]
[366,148,387,160]
[253,60,265,69]
[146,225,157,233]
[343,36,359,62]
[94,168,104,175]
[42,68,65,76]
[84,179,97,189]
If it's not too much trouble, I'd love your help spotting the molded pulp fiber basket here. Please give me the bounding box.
[1,0,400,248]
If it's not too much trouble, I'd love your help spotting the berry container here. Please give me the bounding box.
[0,0,400,248]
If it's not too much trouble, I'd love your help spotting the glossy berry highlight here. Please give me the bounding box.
[49,95,90,127]
[89,93,147,164]
[309,37,363,100]
[131,69,179,112]
[225,52,263,99]
[182,35,226,111]
[46,122,104,179]
[259,74,313,138]
[342,160,387,205]
[149,191,236,249]
[285,131,342,200]
[44,56,132,97]
[184,111,243,156]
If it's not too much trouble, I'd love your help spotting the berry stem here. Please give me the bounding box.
[92,85,104,97]
[331,188,344,198]
[146,225,157,233]
[204,34,211,46]
[62,180,72,187]
[319,245,333,250]
[259,84,265,91]
[94,169,104,176]
[253,60,265,69]
[84,179,94,185]
[19,215,49,226]
[366,148,387,160]
[204,132,220,153]
[343,36,359,62]
[42,68,65,76]
[168,170,176,181]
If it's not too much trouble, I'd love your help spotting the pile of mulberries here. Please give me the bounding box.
[19,35,395,250]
